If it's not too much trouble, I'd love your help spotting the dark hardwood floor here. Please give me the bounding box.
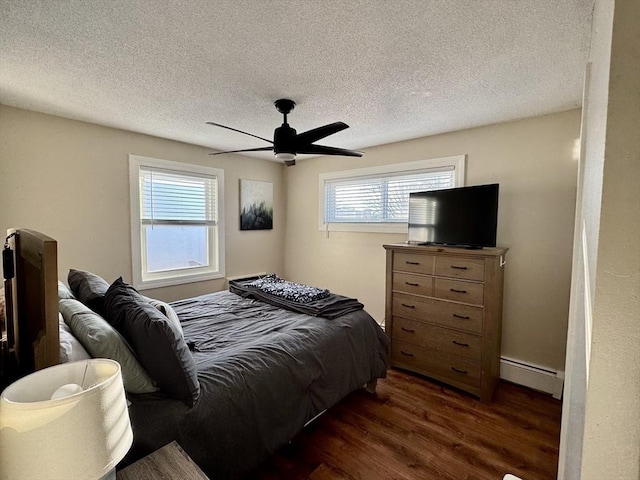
[246,369,562,480]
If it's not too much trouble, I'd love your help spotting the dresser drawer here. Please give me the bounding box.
[435,256,485,281]
[392,292,483,333]
[393,252,434,275]
[392,272,433,296]
[391,340,481,388]
[391,317,481,360]
[434,278,484,305]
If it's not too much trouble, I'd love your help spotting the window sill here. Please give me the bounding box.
[134,271,225,291]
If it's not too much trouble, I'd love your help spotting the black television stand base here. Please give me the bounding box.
[418,242,484,250]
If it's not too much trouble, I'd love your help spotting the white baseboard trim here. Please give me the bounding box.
[500,356,564,399]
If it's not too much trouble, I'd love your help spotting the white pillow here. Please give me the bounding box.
[143,296,183,335]
[59,312,91,362]
[58,281,75,300]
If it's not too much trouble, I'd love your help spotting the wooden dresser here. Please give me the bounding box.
[383,243,508,403]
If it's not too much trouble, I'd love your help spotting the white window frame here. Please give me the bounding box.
[129,155,225,290]
[318,155,466,233]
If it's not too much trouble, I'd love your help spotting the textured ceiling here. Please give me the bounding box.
[0,0,594,161]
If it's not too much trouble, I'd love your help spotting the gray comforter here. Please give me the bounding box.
[126,290,389,479]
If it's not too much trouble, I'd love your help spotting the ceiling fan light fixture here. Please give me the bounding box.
[275,152,296,162]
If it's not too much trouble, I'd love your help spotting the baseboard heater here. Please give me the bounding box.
[225,272,267,285]
[500,356,564,399]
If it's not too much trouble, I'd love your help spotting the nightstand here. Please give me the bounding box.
[117,441,209,480]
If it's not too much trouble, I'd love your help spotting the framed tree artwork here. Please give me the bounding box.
[240,179,273,230]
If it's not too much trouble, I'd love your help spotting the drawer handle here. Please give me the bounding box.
[400,350,415,357]
[453,314,470,320]
[452,340,470,347]
[450,288,468,294]
[401,327,415,333]
[405,281,419,287]
[451,265,468,270]
[401,303,416,309]
[451,367,468,375]
[405,261,420,265]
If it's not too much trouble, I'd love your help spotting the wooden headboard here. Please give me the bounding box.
[4,229,59,376]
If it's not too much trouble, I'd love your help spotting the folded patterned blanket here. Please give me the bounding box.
[247,274,330,303]
[229,275,364,320]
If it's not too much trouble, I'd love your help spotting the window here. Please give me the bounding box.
[129,155,225,289]
[319,155,465,233]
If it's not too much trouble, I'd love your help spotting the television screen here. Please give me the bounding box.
[408,183,499,248]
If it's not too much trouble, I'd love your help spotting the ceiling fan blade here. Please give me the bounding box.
[295,122,349,145]
[296,144,363,157]
[208,146,274,156]
[206,122,273,144]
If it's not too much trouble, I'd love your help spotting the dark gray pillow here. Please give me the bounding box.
[104,278,199,406]
[68,269,110,315]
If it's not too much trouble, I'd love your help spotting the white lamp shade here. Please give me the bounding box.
[0,359,133,480]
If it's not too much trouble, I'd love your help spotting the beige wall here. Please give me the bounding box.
[577,0,640,477]
[284,110,580,372]
[0,105,583,373]
[0,105,286,302]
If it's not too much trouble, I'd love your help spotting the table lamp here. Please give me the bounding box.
[0,359,133,480]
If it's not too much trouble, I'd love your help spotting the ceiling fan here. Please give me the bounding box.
[207,99,363,166]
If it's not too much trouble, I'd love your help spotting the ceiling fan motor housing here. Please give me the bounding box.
[274,124,297,154]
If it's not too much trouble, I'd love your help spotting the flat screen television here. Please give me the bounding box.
[408,183,499,248]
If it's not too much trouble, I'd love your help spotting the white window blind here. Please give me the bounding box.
[324,167,456,224]
[318,156,465,233]
[140,167,217,226]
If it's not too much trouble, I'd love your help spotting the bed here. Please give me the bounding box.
[4,229,389,479]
